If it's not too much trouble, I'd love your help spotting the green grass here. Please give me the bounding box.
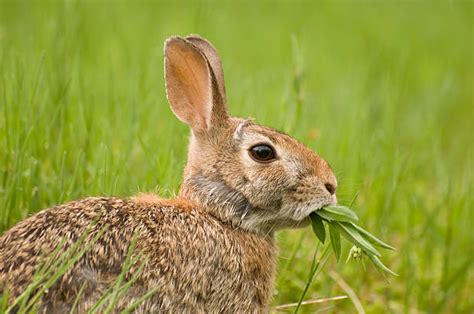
[0,0,472,312]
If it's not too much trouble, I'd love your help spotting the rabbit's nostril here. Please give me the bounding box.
[324,183,336,195]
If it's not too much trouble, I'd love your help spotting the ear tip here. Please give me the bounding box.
[164,34,212,51]
[164,36,186,52]
[164,35,210,58]
[186,33,203,38]
[185,34,216,49]
[185,33,205,41]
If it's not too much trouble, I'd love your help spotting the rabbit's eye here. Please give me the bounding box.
[249,144,276,163]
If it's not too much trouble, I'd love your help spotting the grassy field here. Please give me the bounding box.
[0,0,473,312]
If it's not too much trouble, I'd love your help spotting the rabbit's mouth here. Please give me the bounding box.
[292,202,333,228]
[292,197,337,222]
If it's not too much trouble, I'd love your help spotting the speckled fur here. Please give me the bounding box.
[0,197,275,312]
[0,35,337,312]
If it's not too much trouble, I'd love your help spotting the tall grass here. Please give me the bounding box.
[0,0,472,312]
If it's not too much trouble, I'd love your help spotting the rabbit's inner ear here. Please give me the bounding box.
[185,35,227,106]
[164,37,214,131]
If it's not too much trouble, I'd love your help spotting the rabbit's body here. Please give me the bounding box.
[0,196,275,312]
[0,34,337,312]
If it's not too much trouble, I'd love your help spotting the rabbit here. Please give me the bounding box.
[0,34,337,313]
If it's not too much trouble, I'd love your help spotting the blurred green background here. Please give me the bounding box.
[0,0,472,312]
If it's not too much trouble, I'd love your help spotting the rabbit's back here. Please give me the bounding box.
[0,196,276,312]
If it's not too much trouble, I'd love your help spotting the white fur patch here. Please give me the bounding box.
[233,119,252,141]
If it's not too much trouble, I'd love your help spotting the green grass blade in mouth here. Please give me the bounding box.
[309,212,326,244]
[328,222,341,261]
[333,222,381,257]
[324,205,359,221]
[350,223,397,251]
[316,206,359,223]
[310,205,397,276]
[367,254,399,276]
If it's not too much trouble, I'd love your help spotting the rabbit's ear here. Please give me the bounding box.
[185,34,227,104]
[164,36,228,132]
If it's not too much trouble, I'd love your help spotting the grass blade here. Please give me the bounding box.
[294,244,332,313]
[69,282,87,314]
[334,222,381,257]
[367,254,399,276]
[310,212,326,244]
[328,222,341,261]
[324,206,359,221]
[273,295,348,311]
[350,223,396,251]
[316,207,358,223]
[119,286,160,314]
[1,288,8,313]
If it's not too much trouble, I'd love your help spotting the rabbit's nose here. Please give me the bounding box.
[324,183,336,195]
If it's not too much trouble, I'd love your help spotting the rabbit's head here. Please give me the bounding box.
[165,35,337,234]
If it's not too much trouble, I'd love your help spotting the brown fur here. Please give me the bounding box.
[0,34,336,312]
[0,197,275,312]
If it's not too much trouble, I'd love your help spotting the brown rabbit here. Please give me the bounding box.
[0,35,337,313]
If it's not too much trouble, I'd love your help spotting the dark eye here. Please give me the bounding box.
[249,144,276,163]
